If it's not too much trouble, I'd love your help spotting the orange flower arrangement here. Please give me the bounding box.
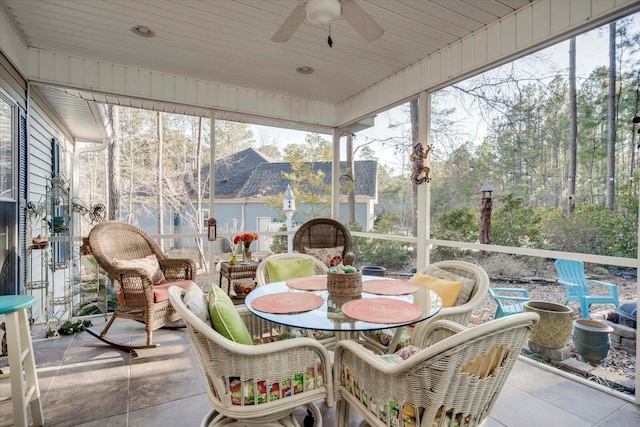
[234,232,259,248]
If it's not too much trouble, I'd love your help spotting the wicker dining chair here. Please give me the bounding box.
[360,260,490,354]
[87,220,196,350]
[334,312,539,427]
[293,218,355,266]
[168,285,334,427]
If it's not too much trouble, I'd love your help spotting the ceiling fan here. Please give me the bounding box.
[271,0,384,44]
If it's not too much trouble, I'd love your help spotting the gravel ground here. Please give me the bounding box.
[478,275,637,386]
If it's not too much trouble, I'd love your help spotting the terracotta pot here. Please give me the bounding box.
[573,319,614,364]
[523,300,574,349]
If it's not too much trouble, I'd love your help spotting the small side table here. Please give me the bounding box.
[0,295,44,427]
[219,262,259,296]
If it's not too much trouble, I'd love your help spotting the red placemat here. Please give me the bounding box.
[250,292,324,314]
[341,298,422,323]
[362,279,419,295]
[286,276,327,291]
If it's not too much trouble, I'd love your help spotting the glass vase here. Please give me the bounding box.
[242,245,252,263]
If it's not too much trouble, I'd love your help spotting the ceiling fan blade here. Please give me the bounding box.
[341,0,384,42]
[271,2,307,42]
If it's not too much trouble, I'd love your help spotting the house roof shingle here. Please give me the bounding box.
[195,148,377,199]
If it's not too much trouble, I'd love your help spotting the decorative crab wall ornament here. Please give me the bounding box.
[410,142,433,185]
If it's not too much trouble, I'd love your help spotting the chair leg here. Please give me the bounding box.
[335,400,350,427]
[580,300,590,318]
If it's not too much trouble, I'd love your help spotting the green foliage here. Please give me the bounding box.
[280,134,333,219]
[356,238,410,270]
[428,208,477,262]
[432,208,477,242]
[491,194,543,247]
[540,202,637,257]
[269,225,288,254]
[354,214,410,270]
[58,319,92,335]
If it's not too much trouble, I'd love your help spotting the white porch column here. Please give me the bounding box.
[331,128,341,219]
[208,115,217,275]
[416,91,430,271]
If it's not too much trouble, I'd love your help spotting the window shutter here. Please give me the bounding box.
[17,106,27,294]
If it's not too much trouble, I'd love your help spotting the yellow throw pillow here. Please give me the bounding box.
[424,265,476,306]
[409,273,462,307]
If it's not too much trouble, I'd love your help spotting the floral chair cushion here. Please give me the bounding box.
[342,345,482,426]
[303,246,344,267]
[229,363,324,405]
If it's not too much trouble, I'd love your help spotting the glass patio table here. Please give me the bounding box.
[245,275,442,341]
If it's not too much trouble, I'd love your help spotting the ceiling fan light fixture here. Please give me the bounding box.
[306,0,341,26]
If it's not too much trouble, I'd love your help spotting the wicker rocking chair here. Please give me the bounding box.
[87,221,196,350]
[293,218,355,266]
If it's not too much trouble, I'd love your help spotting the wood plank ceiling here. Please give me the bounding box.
[0,0,532,138]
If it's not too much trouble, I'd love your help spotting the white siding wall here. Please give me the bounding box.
[28,92,74,323]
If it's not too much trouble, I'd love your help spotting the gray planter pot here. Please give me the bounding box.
[573,319,614,364]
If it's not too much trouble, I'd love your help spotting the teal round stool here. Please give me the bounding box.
[0,295,44,427]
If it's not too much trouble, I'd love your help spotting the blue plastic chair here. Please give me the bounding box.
[488,288,531,318]
[554,259,620,318]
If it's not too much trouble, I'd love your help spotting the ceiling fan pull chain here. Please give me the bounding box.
[327,26,333,48]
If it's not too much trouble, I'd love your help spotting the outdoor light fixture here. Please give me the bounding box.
[306,0,341,26]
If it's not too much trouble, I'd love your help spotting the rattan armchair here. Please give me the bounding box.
[87,221,195,350]
[360,260,490,354]
[168,286,334,427]
[293,218,355,265]
[335,312,539,427]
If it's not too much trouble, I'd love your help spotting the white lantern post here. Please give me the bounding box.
[283,184,296,253]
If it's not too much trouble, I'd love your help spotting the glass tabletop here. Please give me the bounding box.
[245,275,442,332]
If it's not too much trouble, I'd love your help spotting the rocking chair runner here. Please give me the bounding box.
[87,221,196,350]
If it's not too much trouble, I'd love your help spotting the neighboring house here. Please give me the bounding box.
[165,148,377,249]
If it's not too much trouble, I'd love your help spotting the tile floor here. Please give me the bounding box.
[1,316,639,427]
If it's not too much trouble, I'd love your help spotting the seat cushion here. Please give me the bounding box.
[153,280,192,303]
[229,362,324,405]
[112,254,166,284]
[409,273,462,307]
[303,246,343,267]
[266,257,316,282]
[208,286,253,345]
[362,327,413,352]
